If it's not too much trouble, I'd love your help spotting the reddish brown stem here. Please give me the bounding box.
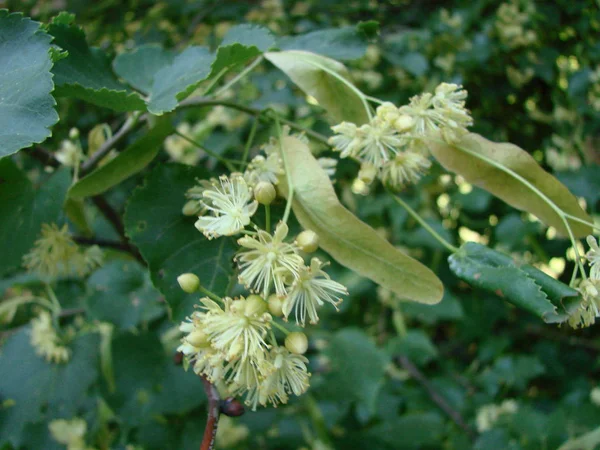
[200,376,221,450]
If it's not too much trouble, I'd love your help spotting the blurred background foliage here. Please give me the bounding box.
[1,0,600,449]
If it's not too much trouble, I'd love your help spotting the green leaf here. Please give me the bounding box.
[401,292,464,325]
[112,44,175,94]
[0,328,99,447]
[369,412,444,449]
[448,242,580,323]
[265,50,370,124]
[0,159,71,276]
[322,328,388,414]
[0,11,58,157]
[279,136,443,304]
[85,260,165,330]
[427,133,592,238]
[48,20,145,112]
[209,24,275,76]
[68,119,173,199]
[279,25,372,60]
[387,330,439,366]
[147,46,214,115]
[124,164,236,320]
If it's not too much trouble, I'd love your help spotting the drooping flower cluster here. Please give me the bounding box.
[30,310,71,364]
[48,417,94,450]
[180,132,348,409]
[329,82,472,191]
[475,399,519,432]
[22,223,103,279]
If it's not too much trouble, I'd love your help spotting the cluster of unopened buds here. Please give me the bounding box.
[177,132,348,409]
[328,82,473,193]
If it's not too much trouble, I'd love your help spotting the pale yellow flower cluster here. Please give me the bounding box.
[495,0,537,49]
[476,399,518,432]
[329,83,472,191]
[22,223,103,279]
[568,236,600,329]
[30,310,71,364]
[49,417,95,450]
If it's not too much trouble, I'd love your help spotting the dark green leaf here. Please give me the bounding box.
[322,328,388,415]
[401,292,464,325]
[279,26,371,61]
[124,164,236,320]
[0,160,70,276]
[448,243,580,323]
[85,260,165,330]
[0,328,99,447]
[49,20,145,111]
[387,330,438,366]
[0,11,58,157]
[112,44,175,94]
[369,412,444,449]
[68,119,173,199]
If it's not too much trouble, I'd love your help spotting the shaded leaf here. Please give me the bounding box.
[0,160,70,276]
[369,412,445,449]
[124,164,236,320]
[279,136,443,304]
[112,44,175,94]
[0,328,99,447]
[265,50,370,124]
[387,330,439,366]
[49,20,145,111]
[279,25,372,60]
[427,133,592,237]
[68,119,173,199]
[448,242,580,323]
[85,260,165,330]
[0,11,58,157]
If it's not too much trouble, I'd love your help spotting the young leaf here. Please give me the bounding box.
[265,50,370,124]
[48,19,146,112]
[112,44,175,94]
[279,136,443,304]
[67,119,173,199]
[0,11,58,157]
[427,133,592,237]
[448,242,580,323]
[124,164,236,320]
[0,159,71,276]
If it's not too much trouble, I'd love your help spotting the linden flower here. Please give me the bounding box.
[380,151,432,190]
[195,175,258,239]
[357,120,405,166]
[201,297,272,361]
[329,122,363,159]
[586,235,600,279]
[282,258,348,326]
[30,311,71,364]
[568,278,600,329]
[244,153,284,187]
[259,346,310,407]
[236,222,304,297]
[48,417,87,450]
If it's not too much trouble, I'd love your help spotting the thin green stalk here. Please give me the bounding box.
[303,395,333,448]
[198,285,222,303]
[213,56,264,98]
[45,284,61,315]
[241,117,259,169]
[272,320,290,335]
[391,194,459,253]
[201,67,229,96]
[563,213,600,232]
[174,130,237,172]
[274,115,294,224]
[365,95,384,104]
[265,204,271,233]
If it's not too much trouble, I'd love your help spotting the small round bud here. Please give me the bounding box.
[267,294,284,317]
[254,181,276,205]
[245,294,267,316]
[177,273,200,293]
[393,114,415,132]
[285,331,308,355]
[182,200,202,216]
[186,330,209,347]
[68,127,80,140]
[358,163,377,185]
[221,397,245,417]
[296,230,319,253]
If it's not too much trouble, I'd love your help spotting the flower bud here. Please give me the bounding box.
[267,294,284,317]
[182,200,202,216]
[177,273,200,293]
[245,294,268,316]
[393,114,415,132]
[186,330,209,348]
[254,181,276,205]
[285,331,308,355]
[358,163,377,185]
[296,230,319,253]
[68,127,80,140]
